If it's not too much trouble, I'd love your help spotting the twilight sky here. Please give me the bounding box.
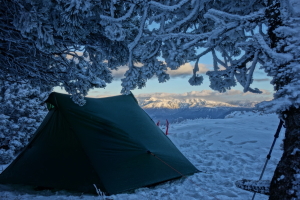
[54,21,275,104]
[55,51,274,103]
[80,52,274,103]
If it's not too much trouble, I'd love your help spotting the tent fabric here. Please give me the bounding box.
[0,92,199,194]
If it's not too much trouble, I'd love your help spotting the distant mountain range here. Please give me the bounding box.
[137,97,236,109]
[136,97,258,109]
[136,97,257,124]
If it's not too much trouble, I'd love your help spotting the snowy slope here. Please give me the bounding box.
[144,107,254,124]
[0,111,284,200]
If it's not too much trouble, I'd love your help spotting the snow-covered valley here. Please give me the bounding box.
[0,111,284,200]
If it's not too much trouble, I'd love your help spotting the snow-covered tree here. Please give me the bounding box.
[0,80,48,164]
[0,0,134,105]
[1,0,300,198]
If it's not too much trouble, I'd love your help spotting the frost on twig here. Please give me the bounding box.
[207,70,236,93]
[189,74,203,86]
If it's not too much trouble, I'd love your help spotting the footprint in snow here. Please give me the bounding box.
[180,143,191,148]
[206,142,214,147]
[242,152,257,160]
[225,141,234,145]
[225,140,257,145]
[236,140,257,145]
[215,191,238,198]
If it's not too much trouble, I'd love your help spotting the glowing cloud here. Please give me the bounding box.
[167,63,210,77]
[253,78,270,82]
[111,62,211,80]
[136,89,273,104]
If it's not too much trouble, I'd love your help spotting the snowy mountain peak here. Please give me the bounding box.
[137,97,238,109]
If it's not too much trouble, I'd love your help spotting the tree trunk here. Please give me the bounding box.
[269,107,300,199]
[266,1,300,198]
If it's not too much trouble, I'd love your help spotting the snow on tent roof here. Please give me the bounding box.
[0,92,199,195]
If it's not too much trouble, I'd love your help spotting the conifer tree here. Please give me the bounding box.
[0,80,48,164]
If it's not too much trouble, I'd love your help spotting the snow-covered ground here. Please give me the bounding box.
[0,111,284,200]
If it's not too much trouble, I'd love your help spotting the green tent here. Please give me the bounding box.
[0,92,199,194]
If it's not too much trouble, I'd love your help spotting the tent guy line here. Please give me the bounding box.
[147,150,185,177]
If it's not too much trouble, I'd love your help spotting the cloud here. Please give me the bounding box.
[253,78,270,82]
[136,92,178,98]
[254,70,266,76]
[167,63,210,78]
[260,89,272,95]
[66,51,83,60]
[87,92,119,98]
[86,89,119,98]
[110,62,211,80]
[111,65,129,79]
[183,90,216,97]
[241,89,272,96]
[136,90,219,99]
[136,89,273,103]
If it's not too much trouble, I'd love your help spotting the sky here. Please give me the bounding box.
[53,21,274,104]
[54,18,276,104]
[55,52,273,104]
[62,51,274,104]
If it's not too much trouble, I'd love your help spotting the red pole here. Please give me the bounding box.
[165,119,169,135]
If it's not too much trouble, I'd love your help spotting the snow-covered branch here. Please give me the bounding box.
[100,3,135,22]
[166,1,200,33]
[254,33,293,65]
[205,8,266,22]
[128,5,149,51]
[149,0,189,12]
[244,51,259,92]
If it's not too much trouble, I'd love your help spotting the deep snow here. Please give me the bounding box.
[0,111,284,200]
